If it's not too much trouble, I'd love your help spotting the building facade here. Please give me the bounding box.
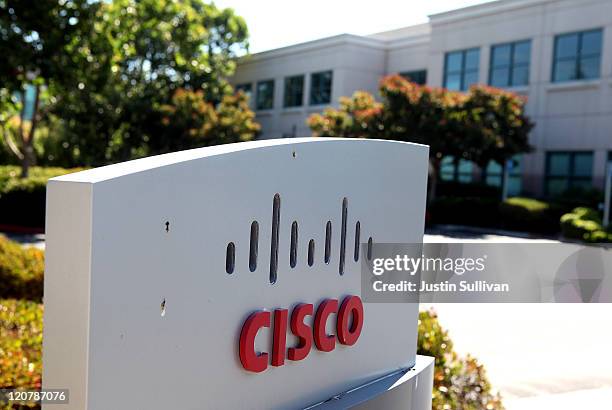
[231,0,612,196]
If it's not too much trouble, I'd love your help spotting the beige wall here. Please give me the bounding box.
[232,37,386,139]
[233,0,612,195]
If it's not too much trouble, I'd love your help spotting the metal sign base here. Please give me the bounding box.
[306,355,434,409]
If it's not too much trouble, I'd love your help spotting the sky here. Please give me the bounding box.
[214,0,497,53]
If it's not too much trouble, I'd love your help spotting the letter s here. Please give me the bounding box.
[287,303,314,361]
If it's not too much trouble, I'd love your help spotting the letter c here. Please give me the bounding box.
[239,311,270,373]
[314,299,338,352]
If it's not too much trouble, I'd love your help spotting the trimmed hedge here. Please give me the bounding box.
[0,166,79,230]
[560,207,612,243]
[437,181,501,200]
[418,310,503,410]
[0,299,43,409]
[0,235,44,302]
[428,197,500,228]
[499,197,565,234]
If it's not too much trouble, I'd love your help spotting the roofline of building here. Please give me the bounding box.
[240,34,386,64]
[428,0,556,24]
[239,0,563,62]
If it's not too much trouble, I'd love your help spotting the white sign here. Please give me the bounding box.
[43,138,430,409]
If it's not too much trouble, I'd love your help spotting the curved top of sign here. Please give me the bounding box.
[51,137,428,184]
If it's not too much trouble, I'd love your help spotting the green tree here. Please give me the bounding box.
[462,85,533,185]
[154,89,259,153]
[49,0,251,166]
[308,75,532,200]
[0,0,99,176]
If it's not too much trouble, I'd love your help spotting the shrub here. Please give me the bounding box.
[418,310,503,410]
[498,197,564,234]
[437,181,501,200]
[550,187,603,210]
[0,166,79,230]
[560,207,612,243]
[428,197,500,228]
[0,299,43,409]
[0,236,44,302]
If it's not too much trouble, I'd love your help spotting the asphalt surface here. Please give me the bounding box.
[423,230,612,409]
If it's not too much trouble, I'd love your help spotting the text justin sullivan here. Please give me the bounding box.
[373,280,510,292]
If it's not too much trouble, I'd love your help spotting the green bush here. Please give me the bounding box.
[429,197,500,228]
[0,299,43,410]
[0,236,44,302]
[0,166,79,229]
[498,197,564,234]
[550,187,603,210]
[418,310,504,410]
[560,207,612,243]
[437,182,501,200]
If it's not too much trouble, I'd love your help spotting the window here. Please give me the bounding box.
[309,70,332,105]
[485,155,523,196]
[552,29,603,82]
[545,152,593,196]
[235,83,252,96]
[400,70,427,85]
[255,80,274,110]
[489,40,531,87]
[283,75,304,108]
[440,157,473,183]
[444,48,480,91]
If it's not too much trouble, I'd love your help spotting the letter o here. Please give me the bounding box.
[337,295,363,346]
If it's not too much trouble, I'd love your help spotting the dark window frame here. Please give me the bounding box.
[545,151,594,195]
[235,83,252,94]
[283,74,305,108]
[255,79,275,111]
[309,70,333,106]
[443,48,480,91]
[552,28,603,82]
[399,69,427,85]
[489,39,531,87]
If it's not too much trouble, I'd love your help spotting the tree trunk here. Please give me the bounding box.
[428,158,441,203]
[19,85,40,178]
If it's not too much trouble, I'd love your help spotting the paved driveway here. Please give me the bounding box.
[423,230,612,409]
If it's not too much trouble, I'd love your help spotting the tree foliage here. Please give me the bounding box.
[308,75,533,198]
[154,89,259,153]
[0,0,99,176]
[1,0,258,171]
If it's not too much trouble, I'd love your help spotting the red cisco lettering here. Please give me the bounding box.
[239,295,364,373]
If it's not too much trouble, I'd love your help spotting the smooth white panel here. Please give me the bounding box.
[44,138,429,409]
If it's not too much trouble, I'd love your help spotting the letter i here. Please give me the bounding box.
[271,309,288,366]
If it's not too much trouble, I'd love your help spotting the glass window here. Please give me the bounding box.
[283,75,304,108]
[444,48,480,91]
[553,29,603,82]
[255,80,274,110]
[485,155,523,196]
[545,152,593,196]
[440,156,473,183]
[489,40,531,87]
[399,70,427,85]
[235,83,252,98]
[309,70,333,105]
